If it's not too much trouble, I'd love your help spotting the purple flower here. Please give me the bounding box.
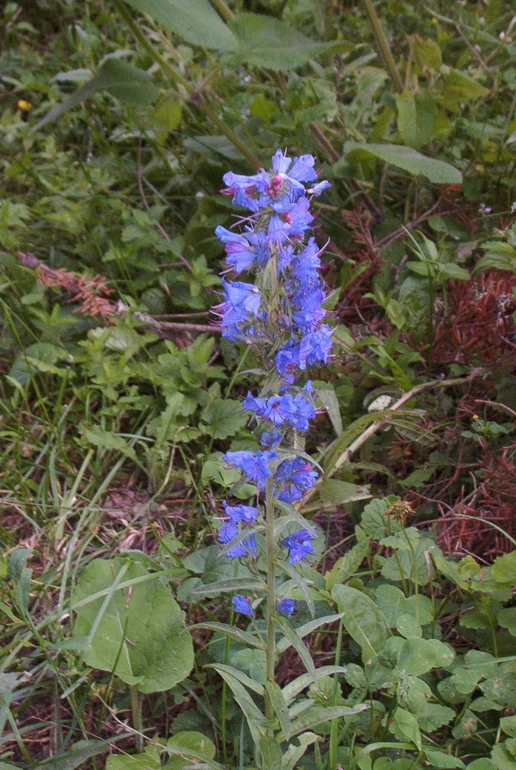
[218,502,259,558]
[292,287,326,333]
[282,529,316,564]
[298,325,333,369]
[277,598,296,615]
[232,594,254,617]
[223,501,260,524]
[308,180,332,196]
[222,450,278,485]
[222,171,270,212]
[222,279,262,317]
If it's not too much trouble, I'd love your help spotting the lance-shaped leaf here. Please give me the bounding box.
[33,57,160,132]
[332,585,390,662]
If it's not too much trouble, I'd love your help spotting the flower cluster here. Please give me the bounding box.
[213,150,332,616]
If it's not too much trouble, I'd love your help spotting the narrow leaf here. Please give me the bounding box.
[189,621,265,650]
[209,663,264,696]
[266,681,291,740]
[275,616,316,678]
[191,577,263,597]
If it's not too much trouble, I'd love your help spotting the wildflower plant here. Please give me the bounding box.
[203,151,364,768]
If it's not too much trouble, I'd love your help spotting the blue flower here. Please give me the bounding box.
[222,171,270,212]
[282,529,316,564]
[277,598,296,615]
[232,594,254,617]
[222,450,279,485]
[276,456,318,503]
[260,428,283,448]
[298,325,333,369]
[218,502,259,558]
[308,180,332,196]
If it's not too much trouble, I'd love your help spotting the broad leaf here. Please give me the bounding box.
[125,0,238,51]
[332,585,390,662]
[72,558,194,693]
[200,398,248,439]
[344,142,462,184]
[228,14,350,71]
[396,89,438,149]
[33,58,160,131]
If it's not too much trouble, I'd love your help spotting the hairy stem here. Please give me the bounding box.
[265,476,276,725]
[130,685,143,753]
[362,0,404,94]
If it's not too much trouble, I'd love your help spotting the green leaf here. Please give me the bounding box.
[191,577,263,597]
[72,558,194,693]
[287,704,368,740]
[164,732,216,770]
[345,142,462,184]
[106,745,161,770]
[441,68,489,112]
[391,707,422,751]
[211,666,266,745]
[189,621,265,650]
[36,740,113,770]
[84,426,137,460]
[398,637,455,675]
[275,615,316,678]
[281,666,349,704]
[9,342,70,385]
[153,93,182,130]
[209,663,264,696]
[124,0,238,50]
[259,736,282,770]
[493,552,516,583]
[33,58,160,131]
[325,537,371,591]
[200,398,248,439]
[266,681,291,740]
[396,90,438,149]
[332,585,390,662]
[277,614,343,655]
[228,13,350,71]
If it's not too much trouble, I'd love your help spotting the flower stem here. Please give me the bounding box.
[362,0,404,94]
[130,685,143,753]
[265,476,276,725]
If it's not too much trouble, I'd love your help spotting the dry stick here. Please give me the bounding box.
[299,370,484,510]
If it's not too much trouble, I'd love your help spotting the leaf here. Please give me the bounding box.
[191,577,263,597]
[212,666,266,744]
[345,142,462,184]
[493,552,516,583]
[228,13,350,71]
[36,740,113,770]
[164,732,216,770]
[200,398,248,439]
[33,58,160,131]
[282,666,349,704]
[391,707,422,751]
[318,479,371,507]
[277,614,343,655]
[9,342,70,385]
[397,90,438,149]
[154,93,182,130]
[209,663,264,696]
[287,704,369,739]
[275,615,316,678]
[259,736,282,770]
[124,0,239,51]
[106,745,161,770]
[331,585,390,662]
[265,681,291,739]
[398,637,455,675]
[84,426,137,460]
[72,558,194,693]
[188,621,265,650]
[441,68,489,112]
[325,537,371,591]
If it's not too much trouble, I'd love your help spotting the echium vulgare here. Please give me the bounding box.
[212,150,332,715]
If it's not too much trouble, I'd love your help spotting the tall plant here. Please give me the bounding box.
[202,150,364,768]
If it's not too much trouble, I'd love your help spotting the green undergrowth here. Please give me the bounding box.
[2,0,516,767]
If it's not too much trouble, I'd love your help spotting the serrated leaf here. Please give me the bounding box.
[84,426,137,460]
[228,13,350,71]
[391,707,422,751]
[200,398,248,439]
[72,558,194,693]
[33,58,160,131]
[124,0,238,51]
[345,142,462,184]
[332,585,390,662]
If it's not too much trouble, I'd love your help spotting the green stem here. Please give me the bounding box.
[328,618,345,770]
[362,0,404,94]
[265,476,276,726]
[130,685,144,753]
[113,0,261,169]
[211,0,235,22]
